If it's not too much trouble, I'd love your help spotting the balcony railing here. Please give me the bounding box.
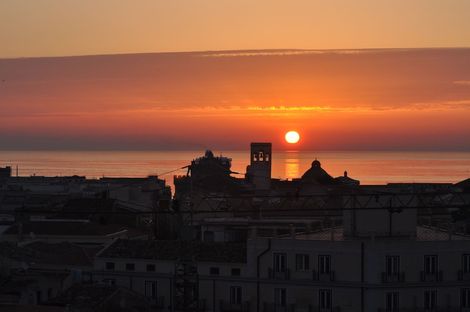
[381,272,405,283]
[458,270,470,281]
[420,270,443,282]
[312,270,335,282]
[268,268,290,280]
[220,301,250,312]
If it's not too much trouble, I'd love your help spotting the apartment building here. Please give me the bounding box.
[91,203,470,312]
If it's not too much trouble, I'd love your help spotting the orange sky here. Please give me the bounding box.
[1,0,470,58]
[1,1,470,150]
[1,49,470,150]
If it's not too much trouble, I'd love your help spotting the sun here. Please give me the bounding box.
[285,130,300,144]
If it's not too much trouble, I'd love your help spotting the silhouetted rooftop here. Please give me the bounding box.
[3,221,141,237]
[300,160,335,185]
[291,225,470,241]
[99,239,246,263]
[0,241,100,267]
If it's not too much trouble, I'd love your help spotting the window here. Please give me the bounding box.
[144,281,157,299]
[463,254,470,273]
[462,289,470,308]
[296,254,309,271]
[424,255,438,274]
[273,253,287,272]
[386,292,399,312]
[265,154,270,161]
[319,289,332,310]
[231,268,241,276]
[230,286,242,305]
[146,264,155,272]
[253,153,258,162]
[274,288,286,307]
[319,255,331,274]
[105,262,115,271]
[210,267,220,275]
[385,256,400,276]
[424,290,437,310]
[126,263,135,271]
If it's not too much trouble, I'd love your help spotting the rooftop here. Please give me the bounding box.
[3,221,142,237]
[291,225,470,241]
[0,241,101,267]
[99,239,246,263]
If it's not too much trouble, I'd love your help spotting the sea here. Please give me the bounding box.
[1,150,470,191]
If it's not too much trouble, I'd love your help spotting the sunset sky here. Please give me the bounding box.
[1,1,470,151]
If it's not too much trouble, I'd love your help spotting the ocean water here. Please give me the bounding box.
[1,150,469,189]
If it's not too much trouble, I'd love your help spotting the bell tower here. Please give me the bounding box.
[246,142,272,190]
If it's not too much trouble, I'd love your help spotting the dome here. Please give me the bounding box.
[300,159,335,185]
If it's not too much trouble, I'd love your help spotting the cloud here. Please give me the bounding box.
[198,49,389,58]
[454,80,470,86]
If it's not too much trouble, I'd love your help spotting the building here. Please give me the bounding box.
[86,203,470,312]
[0,166,12,179]
[0,241,100,305]
[1,220,146,244]
[93,239,247,311]
[246,143,272,190]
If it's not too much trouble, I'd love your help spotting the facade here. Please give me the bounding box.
[0,241,99,305]
[90,205,470,312]
[93,239,248,311]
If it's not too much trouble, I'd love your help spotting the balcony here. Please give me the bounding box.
[268,268,290,280]
[458,270,470,281]
[420,270,443,282]
[381,272,405,283]
[312,270,335,282]
[220,301,250,312]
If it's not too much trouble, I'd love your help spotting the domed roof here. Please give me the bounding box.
[312,159,321,167]
[300,159,335,185]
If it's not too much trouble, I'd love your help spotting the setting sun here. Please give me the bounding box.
[285,131,300,144]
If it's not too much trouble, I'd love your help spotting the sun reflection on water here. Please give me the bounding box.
[285,151,300,179]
